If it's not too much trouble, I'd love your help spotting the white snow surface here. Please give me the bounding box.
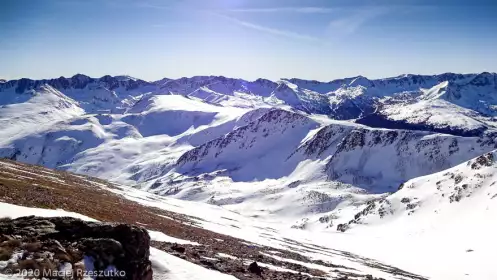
[147,230,200,246]
[150,248,237,280]
[0,202,96,221]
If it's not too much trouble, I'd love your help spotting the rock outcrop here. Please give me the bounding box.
[0,216,152,280]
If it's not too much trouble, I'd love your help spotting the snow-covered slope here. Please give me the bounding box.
[439,72,497,116]
[175,109,319,180]
[322,127,496,189]
[337,151,497,231]
[325,151,497,280]
[0,84,84,145]
[0,94,248,184]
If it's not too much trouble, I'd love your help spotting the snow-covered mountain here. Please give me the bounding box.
[0,84,84,146]
[1,73,497,208]
[2,72,497,279]
[2,72,497,208]
[356,73,497,136]
[0,74,156,113]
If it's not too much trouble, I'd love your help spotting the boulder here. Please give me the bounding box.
[0,216,152,280]
[248,261,263,276]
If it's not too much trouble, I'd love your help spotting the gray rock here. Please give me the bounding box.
[0,216,152,280]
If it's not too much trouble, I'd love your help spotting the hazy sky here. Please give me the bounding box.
[1,0,496,81]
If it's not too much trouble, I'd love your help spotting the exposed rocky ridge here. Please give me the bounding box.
[0,216,152,280]
[176,108,318,170]
[294,125,354,158]
[287,122,497,190]
[0,75,157,114]
[328,92,378,120]
[442,72,497,116]
[325,129,494,189]
[269,82,332,114]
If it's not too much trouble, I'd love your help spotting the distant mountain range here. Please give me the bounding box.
[2,72,496,134]
[1,71,497,235]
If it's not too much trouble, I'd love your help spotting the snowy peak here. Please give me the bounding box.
[425,73,497,116]
[426,73,497,100]
[159,76,278,98]
[152,77,172,87]
[348,76,374,87]
[175,108,319,180]
[285,73,476,95]
[270,82,299,103]
[69,73,92,89]
[0,83,81,109]
[159,76,217,94]
[0,74,154,94]
[0,75,162,114]
[355,72,497,137]
[468,72,497,87]
[421,81,450,100]
[283,78,342,94]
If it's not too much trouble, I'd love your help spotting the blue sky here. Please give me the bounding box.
[1,0,496,81]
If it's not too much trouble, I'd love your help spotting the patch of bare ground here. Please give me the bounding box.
[0,159,426,280]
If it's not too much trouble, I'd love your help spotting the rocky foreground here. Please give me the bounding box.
[0,216,152,280]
